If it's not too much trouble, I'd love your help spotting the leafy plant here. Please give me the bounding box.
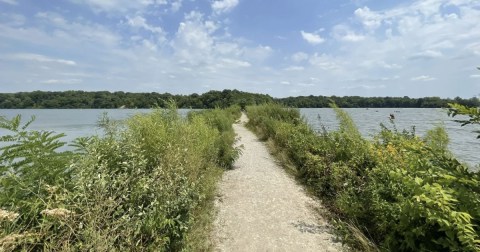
[0,115,74,227]
[448,103,480,138]
[246,103,480,251]
[1,106,241,251]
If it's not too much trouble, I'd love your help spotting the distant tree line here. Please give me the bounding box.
[0,90,273,109]
[0,90,478,109]
[277,95,480,108]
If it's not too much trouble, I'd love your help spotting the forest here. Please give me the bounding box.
[0,89,479,109]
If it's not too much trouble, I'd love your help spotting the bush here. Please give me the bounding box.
[1,107,241,251]
[246,103,480,251]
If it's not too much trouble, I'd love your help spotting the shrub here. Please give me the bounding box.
[246,103,480,251]
[1,107,241,251]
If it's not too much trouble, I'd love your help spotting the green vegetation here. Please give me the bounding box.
[0,90,272,109]
[246,103,480,251]
[278,95,480,108]
[448,103,480,139]
[0,106,241,251]
[1,90,479,109]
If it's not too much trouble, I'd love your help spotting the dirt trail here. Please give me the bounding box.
[212,113,343,251]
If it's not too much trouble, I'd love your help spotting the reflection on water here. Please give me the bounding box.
[300,108,479,171]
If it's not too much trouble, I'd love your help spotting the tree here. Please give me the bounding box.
[447,67,480,138]
[448,103,480,139]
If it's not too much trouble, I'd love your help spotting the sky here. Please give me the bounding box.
[0,0,479,98]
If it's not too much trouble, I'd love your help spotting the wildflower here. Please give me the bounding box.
[0,209,19,222]
[41,208,73,219]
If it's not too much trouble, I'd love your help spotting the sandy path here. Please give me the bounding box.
[212,113,342,252]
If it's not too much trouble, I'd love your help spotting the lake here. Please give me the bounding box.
[0,109,191,150]
[0,108,478,170]
[300,108,479,170]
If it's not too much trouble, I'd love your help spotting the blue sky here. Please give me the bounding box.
[0,0,479,98]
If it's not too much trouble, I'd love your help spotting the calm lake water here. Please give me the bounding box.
[300,108,479,171]
[0,109,191,150]
[0,108,478,170]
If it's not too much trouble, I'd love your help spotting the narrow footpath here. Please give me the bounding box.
[212,113,343,251]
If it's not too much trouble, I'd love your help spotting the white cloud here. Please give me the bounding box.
[467,42,480,55]
[0,13,25,26]
[360,60,402,70]
[297,83,315,87]
[126,15,165,36]
[411,75,436,81]
[34,12,121,47]
[36,12,68,26]
[1,0,479,97]
[70,0,168,13]
[348,76,399,82]
[301,31,325,45]
[332,25,365,42]
[309,53,339,70]
[284,66,305,71]
[170,0,182,12]
[212,0,239,14]
[241,45,273,63]
[172,11,215,65]
[291,52,309,62]
[342,84,387,90]
[354,6,383,30]
[408,50,443,60]
[220,58,251,68]
[0,0,17,5]
[10,53,77,65]
[41,79,82,84]
[341,33,366,42]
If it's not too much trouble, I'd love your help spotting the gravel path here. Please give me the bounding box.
[212,113,343,252]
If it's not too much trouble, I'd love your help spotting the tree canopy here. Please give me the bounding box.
[0,90,478,109]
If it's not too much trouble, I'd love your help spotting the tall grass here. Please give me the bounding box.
[246,103,480,252]
[0,106,240,251]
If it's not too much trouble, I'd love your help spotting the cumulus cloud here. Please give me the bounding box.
[172,11,216,65]
[300,31,325,45]
[354,6,383,30]
[1,0,479,97]
[212,0,239,14]
[126,15,165,40]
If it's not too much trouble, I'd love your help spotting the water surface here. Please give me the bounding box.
[300,108,479,170]
[0,108,478,170]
